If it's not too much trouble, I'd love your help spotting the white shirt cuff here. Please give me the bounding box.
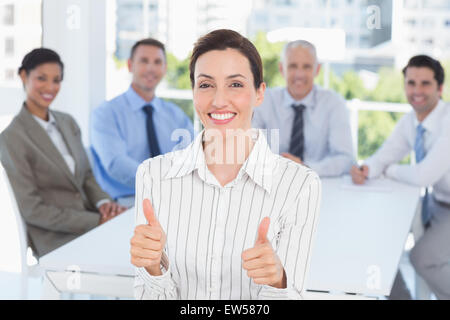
[364,159,381,179]
[135,253,177,295]
[96,199,111,209]
[385,164,398,179]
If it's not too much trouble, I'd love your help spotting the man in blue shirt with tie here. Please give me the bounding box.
[351,55,450,300]
[90,38,194,207]
[252,40,354,177]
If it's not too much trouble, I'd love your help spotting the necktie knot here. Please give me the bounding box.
[291,104,306,113]
[416,123,425,136]
[143,104,154,115]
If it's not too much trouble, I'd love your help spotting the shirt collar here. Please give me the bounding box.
[125,85,162,112]
[413,99,445,134]
[164,129,277,193]
[283,85,316,110]
[32,112,57,131]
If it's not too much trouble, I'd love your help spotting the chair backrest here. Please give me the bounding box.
[0,163,28,275]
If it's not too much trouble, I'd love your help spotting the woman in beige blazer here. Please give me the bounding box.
[0,48,126,258]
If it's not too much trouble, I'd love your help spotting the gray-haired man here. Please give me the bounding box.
[252,40,354,176]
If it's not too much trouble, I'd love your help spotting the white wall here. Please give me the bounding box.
[0,87,22,133]
[0,87,24,115]
[42,0,107,146]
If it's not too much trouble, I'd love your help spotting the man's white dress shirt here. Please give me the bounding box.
[365,100,450,204]
[134,129,322,299]
[252,85,355,177]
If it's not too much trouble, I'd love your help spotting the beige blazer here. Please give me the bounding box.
[0,106,111,257]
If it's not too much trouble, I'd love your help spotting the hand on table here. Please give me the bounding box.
[130,199,166,276]
[242,217,286,289]
[350,164,369,185]
[99,201,127,224]
[281,152,303,164]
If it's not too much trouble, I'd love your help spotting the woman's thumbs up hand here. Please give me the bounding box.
[130,199,166,276]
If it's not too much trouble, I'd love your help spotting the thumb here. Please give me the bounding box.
[362,165,369,177]
[143,198,159,226]
[256,217,270,245]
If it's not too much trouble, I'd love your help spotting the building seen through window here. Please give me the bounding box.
[0,0,42,87]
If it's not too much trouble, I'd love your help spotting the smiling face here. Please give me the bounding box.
[128,44,167,100]
[20,62,62,116]
[404,66,443,121]
[280,46,319,101]
[193,48,265,136]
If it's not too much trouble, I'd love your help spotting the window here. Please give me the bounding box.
[404,18,417,27]
[423,38,434,45]
[0,0,41,88]
[422,18,435,28]
[1,4,14,25]
[423,0,450,9]
[4,69,15,81]
[275,0,293,6]
[404,0,419,9]
[330,17,337,27]
[276,15,290,25]
[4,38,14,56]
[346,34,354,46]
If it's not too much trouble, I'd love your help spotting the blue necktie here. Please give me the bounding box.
[143,105,161,158]
[414,123,430,226]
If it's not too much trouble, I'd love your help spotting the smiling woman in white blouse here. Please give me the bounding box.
[130,29,322,300]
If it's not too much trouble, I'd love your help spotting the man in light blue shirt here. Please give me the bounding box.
[90,39,194,206]
[252,40,354,177]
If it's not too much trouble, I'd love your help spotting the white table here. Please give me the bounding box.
[306,176,421,298]
[40,177,421,299]
[40,208,135,299]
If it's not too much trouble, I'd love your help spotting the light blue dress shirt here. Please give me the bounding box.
[90,86,194,199]
[252,85,355,177]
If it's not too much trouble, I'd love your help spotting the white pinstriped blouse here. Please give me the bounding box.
[134,129,321,300]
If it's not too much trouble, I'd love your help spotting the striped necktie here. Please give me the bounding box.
[143,104,161,158]
[289,104,306,159]
[414,123,430,226]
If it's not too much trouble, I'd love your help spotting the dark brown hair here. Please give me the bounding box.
[189,29,263,89]
[130,38,166,60]
[402,55,444,86]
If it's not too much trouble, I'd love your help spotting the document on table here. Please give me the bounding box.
[340,175,393,193]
